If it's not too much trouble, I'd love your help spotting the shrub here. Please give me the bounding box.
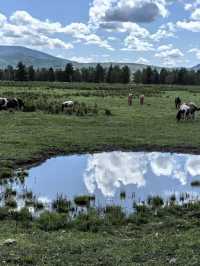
[74,195,95,208]
[105,109,112,116]
[52,195,71,213]
[0,207,9,220]
[5,198,17,208]
[34,200,44,210]
[0,168,13,179]
[104,206,126,225]
[191,180,200,187]
[11,208,32,222]
[147,196,164,209]
[120,191,126,200]
[37,211,68,231]
[74,209,103,232]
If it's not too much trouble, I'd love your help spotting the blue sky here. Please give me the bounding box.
[0,0,200,67]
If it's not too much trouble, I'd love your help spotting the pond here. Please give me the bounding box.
[6,151,200,213]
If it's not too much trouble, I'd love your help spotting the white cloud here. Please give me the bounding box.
[0,11,114,52]
[186,156,200,176]
[177,20,200,32]
[155,45,184,66]
[84,152,147,197]
[135,57,150,64]
[189,48,200,59]
[191,9,200,20]
[150,153,175,176]
[69,56,94,63]
[151,23,176,42]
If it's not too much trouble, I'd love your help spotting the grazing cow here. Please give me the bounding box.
[176,102,200,121]
[140,95,144,105]
[62,101,74,112]
[175,97,181,109]
[128,94,133,106]
[0,98,24,111]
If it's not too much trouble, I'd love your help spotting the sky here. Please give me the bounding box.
[0,0,200,67]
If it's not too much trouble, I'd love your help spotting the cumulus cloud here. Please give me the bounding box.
[83,152,196,197]
[155,44,184,66]
[177,20,200,32]
[149,153,175,176]
[151,23,176,42]
[191,9,200,21]
[89,0,168,26]
[186,156,200,176]
[0,11,114,52]
[84,152,147,197]
[189,48,200,59]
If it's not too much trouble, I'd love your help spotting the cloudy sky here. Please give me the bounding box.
[0,0,200,67]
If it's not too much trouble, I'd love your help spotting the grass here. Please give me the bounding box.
[1,201,200,265]
[1,82,200,264]
[0,83,200,170]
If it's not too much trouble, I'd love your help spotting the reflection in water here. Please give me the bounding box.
[84,152,198,197]
[1,151,200,212]
[84,152,147,197]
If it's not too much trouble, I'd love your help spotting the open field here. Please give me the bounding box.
[0,82,200,172]
[1,82,200,265]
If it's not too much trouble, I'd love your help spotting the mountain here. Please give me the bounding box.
[192,64,200,71]
[0,46,73,69]
[0,45,159,72]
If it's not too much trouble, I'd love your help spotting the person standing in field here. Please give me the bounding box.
[128,93,133,106]
[140,95,144,105]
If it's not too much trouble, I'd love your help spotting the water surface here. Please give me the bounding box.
[16,151,200,211]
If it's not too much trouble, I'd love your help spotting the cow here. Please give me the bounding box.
[176,102,200,121]
[0,98,24,111]
[62,101,74,112]
[175,97,181,109]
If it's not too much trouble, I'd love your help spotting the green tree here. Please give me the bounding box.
[121,65,130,83]
[15,62,27,81]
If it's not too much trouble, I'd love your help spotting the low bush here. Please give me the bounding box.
[37,211,69,231]
[52,195,71,213]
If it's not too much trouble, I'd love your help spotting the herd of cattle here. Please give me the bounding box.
[0,96,199,122]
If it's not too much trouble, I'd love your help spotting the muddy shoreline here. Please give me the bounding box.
[10,144,200,171]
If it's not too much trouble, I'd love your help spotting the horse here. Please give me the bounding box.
[62,101,74,112]
[176,102,200,121]
[140,95,144,105]
[0,98,24,111]
[175,97,181,109]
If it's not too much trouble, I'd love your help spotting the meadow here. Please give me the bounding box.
[1,82,200,265]
[0,82,200,173]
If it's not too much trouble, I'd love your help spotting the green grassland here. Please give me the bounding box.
[1,82,200,265]
[0,82,200,170]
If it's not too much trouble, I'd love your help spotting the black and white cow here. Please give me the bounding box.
[61,101,74,112]
[176,102,200,121]
[0,98,24,111]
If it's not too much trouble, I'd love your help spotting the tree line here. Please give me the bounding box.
[0,62,131,84]
[134,66,200,85]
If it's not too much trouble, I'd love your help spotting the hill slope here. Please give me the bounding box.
[0,46,72,69]
[0,45,159,72]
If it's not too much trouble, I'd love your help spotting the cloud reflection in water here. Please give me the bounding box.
[84,152,200,197]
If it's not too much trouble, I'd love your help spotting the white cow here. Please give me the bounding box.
[62,101,74,112]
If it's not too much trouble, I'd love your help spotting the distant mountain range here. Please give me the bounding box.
[0,45,198,72]
[0,45,160,72]
[192,64,200,71]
